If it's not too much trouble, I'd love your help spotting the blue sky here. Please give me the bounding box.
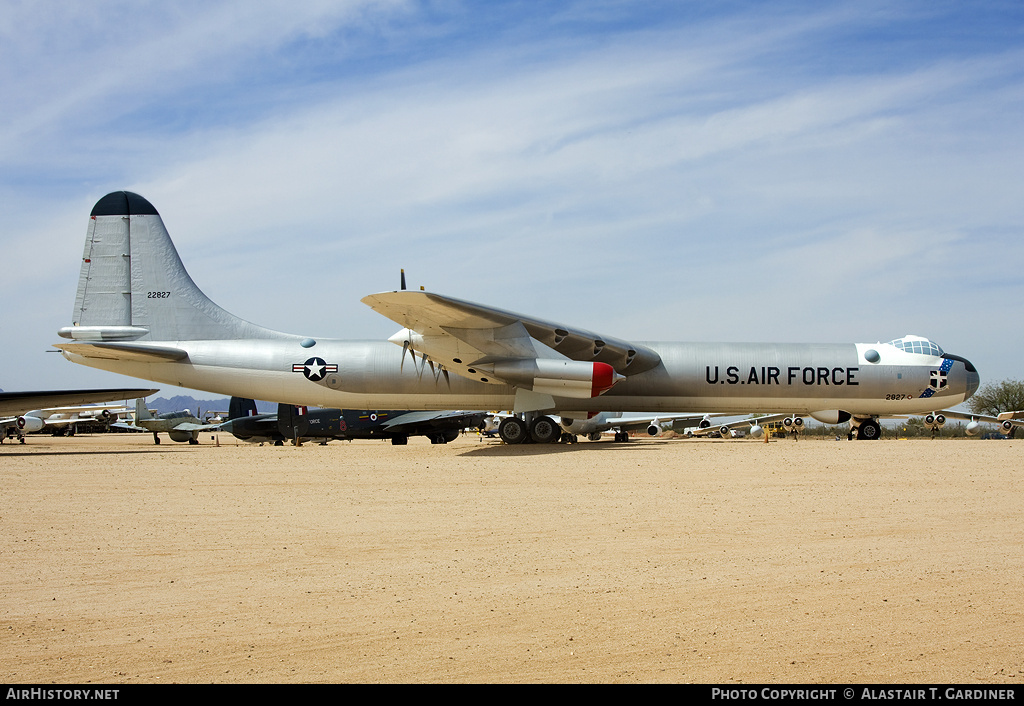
[2,0,1022,402]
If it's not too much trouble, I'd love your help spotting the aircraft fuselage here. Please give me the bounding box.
[60,337,977,417]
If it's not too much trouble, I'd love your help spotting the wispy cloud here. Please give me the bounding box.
[2,1,1023,392]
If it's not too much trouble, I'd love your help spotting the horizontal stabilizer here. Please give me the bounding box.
[54,342,189,362]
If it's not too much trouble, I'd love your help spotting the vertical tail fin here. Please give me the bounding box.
[228,397,259,419]
[62,191,294,342]
[135,398,154,421]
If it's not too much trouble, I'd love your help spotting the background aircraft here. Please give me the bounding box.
[112,398,220,444]
[220,397,487,445]
[691,408,1024,440]
[0,388,156,443]
[55,192,981,446]
[556,412,730,442]
[23,403,132,436]
[920,409,1024,437]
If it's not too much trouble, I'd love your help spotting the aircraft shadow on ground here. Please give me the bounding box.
[0,449,172,458]
[458,440,665,457]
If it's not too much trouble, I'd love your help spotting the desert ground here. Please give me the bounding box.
[1,431,1021,684]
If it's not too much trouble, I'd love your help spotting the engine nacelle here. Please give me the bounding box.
[1000,420,1015,435]
[924,413,946,429]
[719,425,732,438]
[809,410,851,425]
[490,359,620,398]
[783,416,804,432]
[646,421,664,437]
[168,430,197,443]
[16,416,45,433]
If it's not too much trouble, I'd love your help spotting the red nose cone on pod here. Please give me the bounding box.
[591,362,618,397]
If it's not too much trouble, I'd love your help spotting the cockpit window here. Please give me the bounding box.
[888,337,944,357]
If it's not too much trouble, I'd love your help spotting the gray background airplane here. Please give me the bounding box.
[112,398,219,444]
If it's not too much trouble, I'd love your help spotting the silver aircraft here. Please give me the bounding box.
[559,412,729,442]
[56,191,981,444]
[1,388,156,443]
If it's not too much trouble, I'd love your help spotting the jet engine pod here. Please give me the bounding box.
[924,413,946,429]
[1000,420,1015,435]
[491,359,621,399]
[783,416,804,432]
[16,416,44,433]
[809,410,851,425]
[646,422,663,437]
[719,425,732,438]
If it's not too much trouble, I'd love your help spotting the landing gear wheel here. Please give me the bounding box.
[391,435,408,445]
[857,420,882,440]
[614,431,630,442]
[498,417,528,445]
[530,416,561,444]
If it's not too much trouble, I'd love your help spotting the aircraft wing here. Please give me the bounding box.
[0,389,158,417]
[925,409,1024,435]
[380,409,488,433]
[690,413,792,437]
[605,413,727,433]
[361,290,662,410]
[169,421,222,432]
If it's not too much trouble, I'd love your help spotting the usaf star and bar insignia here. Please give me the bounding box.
[292,357,338,381]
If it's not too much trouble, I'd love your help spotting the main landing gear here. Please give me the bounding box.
[497,414,580,445]
[848,418,882,440]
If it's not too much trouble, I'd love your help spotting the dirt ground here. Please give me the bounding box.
[1,431,1021,684]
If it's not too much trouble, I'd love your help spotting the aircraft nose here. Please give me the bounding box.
[965,365,980,400]
[945,354,980,400]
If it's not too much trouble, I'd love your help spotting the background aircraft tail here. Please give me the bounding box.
[135,398,154,421]
[228,397,260,419]
[67,191,293,342]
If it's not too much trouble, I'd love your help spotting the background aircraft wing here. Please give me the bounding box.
[110,421,145,432]
[170,421,222,432]
[690,413,792,437]
[0,389,157,416]
[610,413,727,433]
[380,410,488,433]
[926,409,1024,435]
